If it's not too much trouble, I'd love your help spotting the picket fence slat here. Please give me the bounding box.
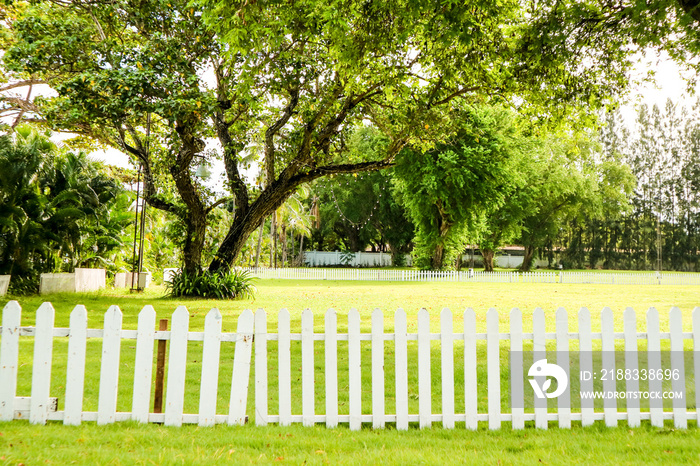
[199,308,222,427]
[325,309,338,428]
[624,307,641,428]
[578,308,594,427]
[255,309,268,426]
[30,302,55,425]
[510,308,524,430]
[395,309,409,430]
[418,309,432,428]
[229,310,254,426]
[440,308,455,429]
[669,307,687,429]
[647,308,664,427]
[164,307,189,427]
[533,308,547,430]
[64,305,88,426]
[464,308,478,430]
[132,306,156,424]
[348,309,362,431]
[372,308,385,429]
[302,309,314,427]
[487,308,500,430]
[556,307,571,429]
[278,309,291,426]
[0,301,21,421]
[97,306,122,425]
[601,307,617,427]
[3,303,700,431]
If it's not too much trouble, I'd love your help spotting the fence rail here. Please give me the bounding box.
[243,268,700,285]
[1,301,699,429]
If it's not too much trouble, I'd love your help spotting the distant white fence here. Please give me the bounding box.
[243,268,700,285]
[1,301,699,429]
[304,251,398,267]
[302,251,545,268]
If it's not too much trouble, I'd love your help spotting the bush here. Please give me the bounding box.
[392,252,406,267]
[8,274,39,296]
[165,268,256,299]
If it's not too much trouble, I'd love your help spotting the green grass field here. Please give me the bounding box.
[1,279,700,464]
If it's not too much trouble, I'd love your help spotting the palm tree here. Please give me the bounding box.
[0,126,55,276]
[275,187,313,267]
[0,126,130,281]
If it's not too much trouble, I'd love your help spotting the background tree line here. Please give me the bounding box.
[558,100,700,271]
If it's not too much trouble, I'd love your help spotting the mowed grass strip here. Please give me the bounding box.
[2,279,700,464]
[1,421,700,465]
[2,279,698,330]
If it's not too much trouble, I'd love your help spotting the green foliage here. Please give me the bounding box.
[557,100,700,271]
[0,125,133,286]
[3,0,663,275]
[7,274,39,296]
[165,268,256,300]
[311,131,414,258]
[394,105,528,270]
[339,250,355,266]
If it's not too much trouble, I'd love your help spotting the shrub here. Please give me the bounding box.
[165,268,256,299]
[8,274,40,296]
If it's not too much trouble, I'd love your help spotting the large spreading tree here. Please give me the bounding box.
[2,0,686,274]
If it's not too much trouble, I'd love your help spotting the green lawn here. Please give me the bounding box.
[1,280,700,464]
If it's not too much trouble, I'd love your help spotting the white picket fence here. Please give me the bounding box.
[243,268,700,285]
[1,301,699,429]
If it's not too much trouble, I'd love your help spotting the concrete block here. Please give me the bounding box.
[40,273,76,294]
[74,268,106,292]
[40,268,106,294]
[114,271,151,289]
[0,275,10,296]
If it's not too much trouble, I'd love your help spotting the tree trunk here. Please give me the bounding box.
[431,243,445,270]
[482,248,495,272]
[182,212,207,275]
[291,231,295,263]
[431,213,452,270]
[208,159,395,273]
[519,245,536,271]
[297,234,305,266]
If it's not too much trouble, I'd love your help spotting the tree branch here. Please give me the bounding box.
[265,88,300,184]
[0,80,46,93]
[205,197,234,215]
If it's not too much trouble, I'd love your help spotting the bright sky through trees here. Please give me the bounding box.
[87,53,693,179]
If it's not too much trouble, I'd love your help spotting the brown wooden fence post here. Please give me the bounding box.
[153,318,168,414]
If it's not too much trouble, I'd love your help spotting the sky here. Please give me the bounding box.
[620,51,694,123]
